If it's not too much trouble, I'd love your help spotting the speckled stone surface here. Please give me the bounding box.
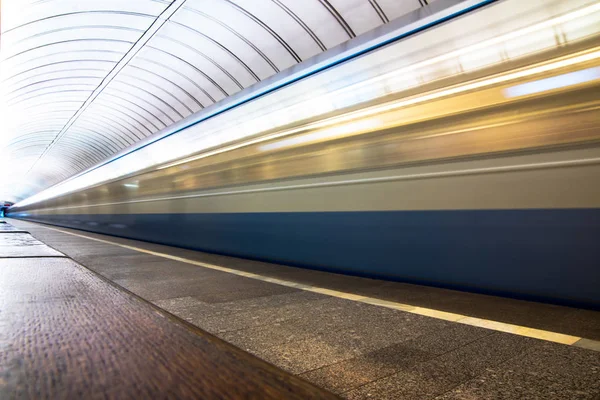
[0,224,27,232]
[0,257,338,399]
[434,368,597,400]
[0,231,64,257]
[10,219,600,400]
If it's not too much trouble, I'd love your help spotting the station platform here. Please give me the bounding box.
[4,218,600,399]
[0,219,338,399]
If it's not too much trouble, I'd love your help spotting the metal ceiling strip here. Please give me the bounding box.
[111,79,185,119]
[102,88,175,125]
[149,35,244,91]
[77,114,140,145]
[222,0,301,63]
[1,38,134,62]
[134,55,217,104]
[181,6,278,74]
[166,21,260,88]
[116,73,195,114]
[369,0,390,24]
[99,91,167,129]
[92,101,157,135]
[85,104,152,138]
[1,59,117,83]
[123,66,204,109]
[318,0,356,38]
[270,0,327,51]
[1,10,155,35]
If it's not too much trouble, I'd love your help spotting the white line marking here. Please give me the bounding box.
[32,223,600,350]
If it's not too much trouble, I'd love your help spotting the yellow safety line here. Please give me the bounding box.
[36,224,599,350]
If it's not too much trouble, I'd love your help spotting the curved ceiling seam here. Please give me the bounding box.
[68,126,132,155]
[62,125,125,153]
[149,36,243,90]
[8,25,144,46]
[86,104,154,138]
[5,49,123,69]
[102,88,176,125]
[124,61,209,107]
[9,133,116,158]
[2,10,157,35]
[62,126,124,152]
[121,67,204,109]
[222,0,301,63]
[181,6,279,74]
[44,158,92,176]
[10,125,64,134]
[7,144,52,154]
[318,0,356,38]
[79,111,148,142]
[135,55,218,104]
[48,142,109,165]
[26,0,170,6]
[85,104,154,138]
[78,113,144,143]
[112,79,185,119]
[369,0,390,23]
[59,135,117,155]
[7,144,58,156]
[1,38,135,62]
[13,120,71,132]
[39,146,97,170]
[99,91,168,128]
[7,100,81,110]
[142,45,226,101]
[38,164,77,177]
[51,139,112,161]
[10,132,62,142]
[7,86,97,106]
[3,48,217,115]
[4,70,110,92]
[1,59,117,83]
[74,116,138,147]
[115,73,196,114]
[67,123,134,152]
[168,21,260,85]
[5,79,101,101]
[11,123,71,136]
[3,110,78,123]
[270,0,327,52]
[92,100,160,133]
[7,135,59,147]
[6,90,92,107]
[2,50,124,80]
[7,89,92,107]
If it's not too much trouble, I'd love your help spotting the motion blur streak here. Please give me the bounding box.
[9,0,600,308]
[504,67,600,98]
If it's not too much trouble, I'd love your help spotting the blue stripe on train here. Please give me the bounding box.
[10,209,600,308]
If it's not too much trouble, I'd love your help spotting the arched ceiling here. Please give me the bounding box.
[0,0,431,203]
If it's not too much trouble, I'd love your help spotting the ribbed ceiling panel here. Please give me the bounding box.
[0,0,428,202]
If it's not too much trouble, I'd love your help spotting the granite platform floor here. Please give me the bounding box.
[10,219,600,400]
[0,219,338,399]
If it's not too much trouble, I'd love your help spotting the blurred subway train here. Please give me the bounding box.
[8,0,600,307]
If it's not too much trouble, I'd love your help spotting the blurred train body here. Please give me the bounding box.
[9,1,600,307]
